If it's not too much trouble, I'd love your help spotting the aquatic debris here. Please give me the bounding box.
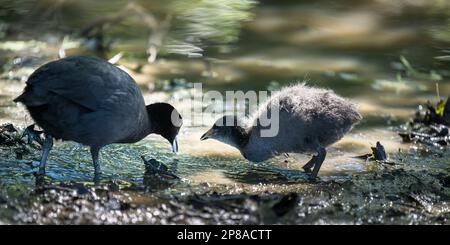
[0,123,41,160]
[355,142,394,165]
[141,156,178,178]
[399,97,450,147]
[21,124,43,146]
[271,193,299,217]
[399,124,450,146]
[399,56,442,81]
[371,142,387,161]
[411,96,450,126]
[141,156,179,190]
[0,123,18,146]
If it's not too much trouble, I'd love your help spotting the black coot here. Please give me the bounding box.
[14,56,182,181]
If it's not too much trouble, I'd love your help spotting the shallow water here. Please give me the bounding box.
[0,0,449,224]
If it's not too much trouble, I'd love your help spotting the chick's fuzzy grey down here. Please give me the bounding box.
[241,83,362,162]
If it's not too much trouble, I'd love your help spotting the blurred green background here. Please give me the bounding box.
[1,0,449,93]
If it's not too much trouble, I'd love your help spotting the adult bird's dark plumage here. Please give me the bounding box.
[14,56,182,181]
[201,83,361,179]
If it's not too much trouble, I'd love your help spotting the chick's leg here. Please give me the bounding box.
[309,147,326,179]
[302,155,317,173]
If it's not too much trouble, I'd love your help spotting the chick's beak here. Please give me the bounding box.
[200,128,215,141]
[171,136,179,153]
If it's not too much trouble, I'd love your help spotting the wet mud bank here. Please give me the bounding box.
[0,147,448,225]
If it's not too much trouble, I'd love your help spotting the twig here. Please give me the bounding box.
[436,82,440,101]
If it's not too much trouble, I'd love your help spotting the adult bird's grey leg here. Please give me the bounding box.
[90,147,102,183]
[309,147,326,180]
[302,155,317,173]
[37,135,53,174]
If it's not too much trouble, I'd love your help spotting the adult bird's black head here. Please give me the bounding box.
[146,103,183,153]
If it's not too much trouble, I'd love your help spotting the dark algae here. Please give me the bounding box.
[355,141,395,165]
[142,156,179,190]
[399,97,450,147]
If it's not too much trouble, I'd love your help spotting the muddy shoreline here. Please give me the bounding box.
[0,141,448,225]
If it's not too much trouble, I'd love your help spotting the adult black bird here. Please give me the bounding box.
[14,56,182,181]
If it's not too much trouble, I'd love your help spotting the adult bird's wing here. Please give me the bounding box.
[23,56,140,111]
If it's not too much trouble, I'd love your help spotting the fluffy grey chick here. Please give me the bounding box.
[200,83,362,179]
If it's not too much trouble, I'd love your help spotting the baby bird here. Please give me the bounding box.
[200,83,362,179]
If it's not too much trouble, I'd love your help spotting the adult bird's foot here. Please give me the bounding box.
[32,168,47,187]
[22,124,44,146]
[307,175,319,182]
[30,161,46,174]
[302,166,312,173]
[93,172,103,185]
[33,170,46,176]
[306,171,321,182]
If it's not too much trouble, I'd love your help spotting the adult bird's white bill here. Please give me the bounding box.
[171,136,179,153]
